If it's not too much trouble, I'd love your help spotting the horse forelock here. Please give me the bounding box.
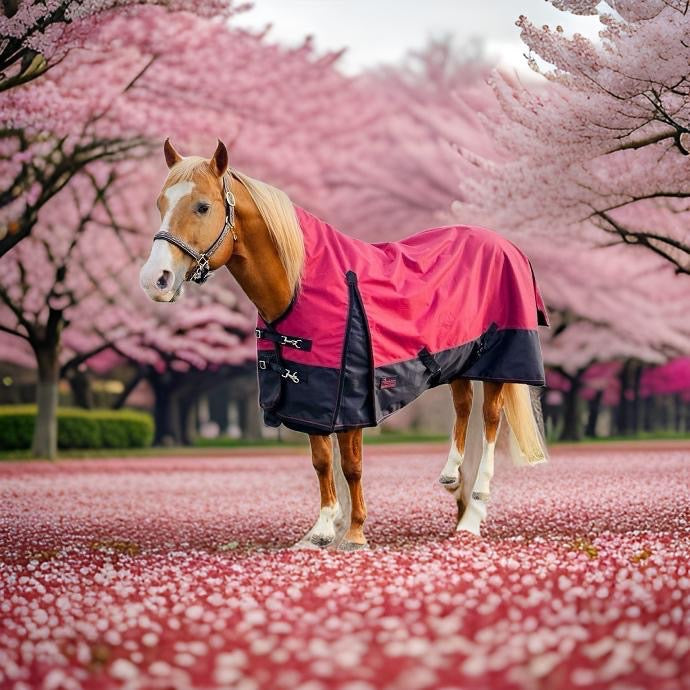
[164,156,219,195]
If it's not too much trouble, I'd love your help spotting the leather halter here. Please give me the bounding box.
[153,175,237,284]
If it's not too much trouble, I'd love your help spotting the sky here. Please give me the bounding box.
[233,0,604,76]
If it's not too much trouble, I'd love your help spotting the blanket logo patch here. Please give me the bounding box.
[378,376,398,390]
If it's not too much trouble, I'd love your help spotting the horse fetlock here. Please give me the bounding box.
[309,502,341,547]
[439,444,464,488]
[439,472,461,489]
[457,496,488,536]
[339,539,369,552]
[473,471,493,497]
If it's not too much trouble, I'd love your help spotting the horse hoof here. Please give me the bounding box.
[456,516,481,537]
[290,539,321,550]
[309,533,334,548]
[338,540,369,552]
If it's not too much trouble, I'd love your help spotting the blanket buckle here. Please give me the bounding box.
[282,369,300,384]
[280,335,302,349]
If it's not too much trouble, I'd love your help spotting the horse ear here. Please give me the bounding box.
[164,138,183,168]
[210,139,229,178]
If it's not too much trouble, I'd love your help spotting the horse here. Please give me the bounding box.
[140,139,549,550]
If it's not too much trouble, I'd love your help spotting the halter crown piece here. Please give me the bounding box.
[153,176,237,284]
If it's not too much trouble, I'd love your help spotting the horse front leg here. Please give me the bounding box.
[303,433,341,547]
[336,428,368,550]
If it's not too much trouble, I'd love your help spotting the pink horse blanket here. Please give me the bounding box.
[256,207,548,434]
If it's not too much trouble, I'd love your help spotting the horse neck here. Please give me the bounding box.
[225,176,293,324]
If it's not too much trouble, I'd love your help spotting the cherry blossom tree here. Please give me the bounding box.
[640,357,690,431]
[0,2,377,456]
[0,165,147,456]
[320,39,499,241]
[0,155,261,455]
[0,0,233,92]
[0,1,244,255]
[534,242,690,439]
[455,0,690,274]
[0,1,355,256]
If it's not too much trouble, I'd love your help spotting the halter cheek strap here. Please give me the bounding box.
[153,175,237,284]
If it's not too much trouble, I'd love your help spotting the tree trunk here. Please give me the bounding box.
[32,345,60,459]
[67,369,93,408]
[152,377,180,446]
[585,390,604,438]
[559,376,583,441]
[674,394,683,432]
[643,396,655,432]
[112,369,144,409]
[239,396,263,440]
[631,364,643,434]
[179,394,198,445]
[615,360,632,435]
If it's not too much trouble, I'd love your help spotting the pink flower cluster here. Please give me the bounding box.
[1,447,688,689]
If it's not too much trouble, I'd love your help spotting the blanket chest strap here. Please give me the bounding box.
[255,327,312,351]
[258,358,305,384]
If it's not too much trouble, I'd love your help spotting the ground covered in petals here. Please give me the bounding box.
[1,446,689,689]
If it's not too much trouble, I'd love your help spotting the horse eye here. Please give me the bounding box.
[196,203,210,214]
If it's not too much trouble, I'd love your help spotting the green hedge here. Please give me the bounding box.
[0,406,154,450]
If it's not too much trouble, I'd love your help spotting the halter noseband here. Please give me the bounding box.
[153,175,237,284]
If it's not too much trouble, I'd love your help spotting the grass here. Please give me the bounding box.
[194,431,449,448]
[1,431,449,461]
[2,429,688,462]
[550,429,690,444]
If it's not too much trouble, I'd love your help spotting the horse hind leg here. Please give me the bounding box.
[457,381,504,536]
[439,379,473,521]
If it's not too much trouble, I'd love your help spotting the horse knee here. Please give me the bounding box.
[453,397,472,420]
[341,457,362,483]
[312,452,331,476]
[309,435,333,477]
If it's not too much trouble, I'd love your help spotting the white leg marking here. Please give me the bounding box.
[309,502,341,546]
[439,441,464,487]
[457,439,495,536]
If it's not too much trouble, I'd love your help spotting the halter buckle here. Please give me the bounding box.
[191,255,210,283]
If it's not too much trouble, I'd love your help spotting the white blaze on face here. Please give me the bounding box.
[160,181,194,231]
[140,181,195,301]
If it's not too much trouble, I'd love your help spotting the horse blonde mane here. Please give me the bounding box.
[166,157,305,295]
[231,170,304,295]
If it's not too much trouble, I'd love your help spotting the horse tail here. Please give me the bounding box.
[502,383,548,466]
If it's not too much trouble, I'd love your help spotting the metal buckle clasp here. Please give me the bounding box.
[192,255,210,283]
[280,336,302,349]
[281,369,299,383]
[258,360,267,370]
